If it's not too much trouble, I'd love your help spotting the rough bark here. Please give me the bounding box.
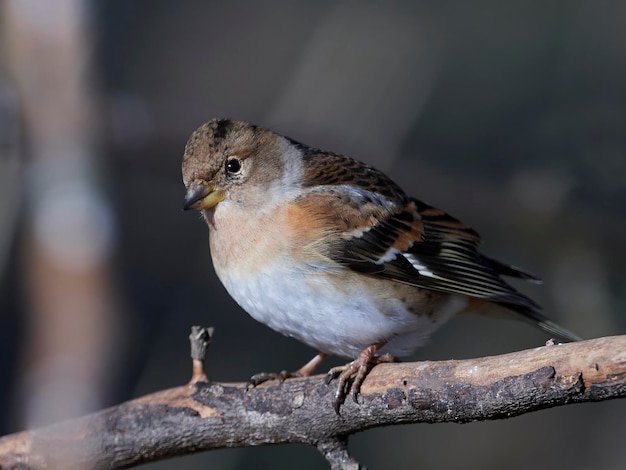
[0,334,624,470]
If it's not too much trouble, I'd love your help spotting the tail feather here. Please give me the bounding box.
[499,302,582,343]
[486,257,581,342]
[484,256,542,284]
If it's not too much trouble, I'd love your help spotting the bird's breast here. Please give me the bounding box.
[207,204,276,275]
[207,199,331,279]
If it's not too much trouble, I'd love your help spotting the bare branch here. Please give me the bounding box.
[0,335,624,470]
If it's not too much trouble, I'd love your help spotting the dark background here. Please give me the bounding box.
[1,1,625,469]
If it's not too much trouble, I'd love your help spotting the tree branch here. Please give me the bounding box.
[1,334,625,470]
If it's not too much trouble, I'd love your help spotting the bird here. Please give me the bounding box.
[182,118,580,410]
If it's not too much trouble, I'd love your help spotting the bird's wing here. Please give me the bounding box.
[293,149,580,342]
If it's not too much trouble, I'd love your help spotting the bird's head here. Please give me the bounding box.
[182,118,292,213]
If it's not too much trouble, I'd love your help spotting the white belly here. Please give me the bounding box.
[214,256,466,359]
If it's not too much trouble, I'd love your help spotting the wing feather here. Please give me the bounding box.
[291,145,579,342]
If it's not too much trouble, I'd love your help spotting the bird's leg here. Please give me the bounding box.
[295,352,329,377]
[325,341,395,412]
[247,352,328,389]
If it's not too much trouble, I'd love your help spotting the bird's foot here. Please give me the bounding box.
[246,353,327,391]
[246,370,292,390]
[325,342,394,413]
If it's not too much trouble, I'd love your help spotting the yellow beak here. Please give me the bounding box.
[183,180,226,211]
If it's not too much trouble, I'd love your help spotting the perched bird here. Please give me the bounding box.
[182,118,580,410]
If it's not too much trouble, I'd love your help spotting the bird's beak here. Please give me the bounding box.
[183,180,226,211]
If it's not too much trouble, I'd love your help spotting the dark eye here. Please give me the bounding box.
[225,157,242,174]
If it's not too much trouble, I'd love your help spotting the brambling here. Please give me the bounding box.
[182,118,580,410]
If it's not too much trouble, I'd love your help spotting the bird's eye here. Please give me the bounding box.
[225,157,242,174]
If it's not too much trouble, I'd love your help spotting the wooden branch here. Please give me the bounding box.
[1,334,625,470]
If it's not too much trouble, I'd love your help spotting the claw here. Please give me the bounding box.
[246,353,328,391]
[325,341,394,412]
[325,369,337,385]
[334,395,342,414]
[247,370,293,390]
[246,372,276,390]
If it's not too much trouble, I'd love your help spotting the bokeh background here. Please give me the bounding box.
[1,1,625,469]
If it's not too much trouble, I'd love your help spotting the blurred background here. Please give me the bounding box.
[1,0,625,469]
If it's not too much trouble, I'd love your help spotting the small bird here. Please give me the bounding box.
[182,118,580,410]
